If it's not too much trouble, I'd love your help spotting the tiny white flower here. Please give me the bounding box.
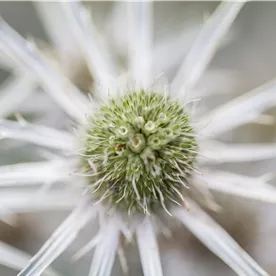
[0,2,275,276]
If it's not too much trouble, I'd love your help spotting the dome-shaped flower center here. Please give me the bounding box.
[129,133,146,153]
[82,90,197,214]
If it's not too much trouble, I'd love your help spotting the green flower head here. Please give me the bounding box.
[82,90,197,214]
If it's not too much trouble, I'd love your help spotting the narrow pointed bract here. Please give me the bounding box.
[199,170,276,203]
[0,242,60,276]
[153,25,234,76]
[88,219,120,276]
[201,78,276,137]
[35,2,82,59]
[59,2,117,93]
[0,120,75,151]
[127,2,153,88]
[201,141,276,164]
[172,201,269,276]
[0,191,79,212]
[137,217,163,276]
[18,199,95,276]
[0,160,70,186]
[105,2,128,57]
[172,2,244,94]
[0,20,89,122]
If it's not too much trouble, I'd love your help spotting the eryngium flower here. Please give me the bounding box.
[0,2,276,276]
[83,90,196,214]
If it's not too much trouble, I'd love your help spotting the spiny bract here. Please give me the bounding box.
[82,90,197,214]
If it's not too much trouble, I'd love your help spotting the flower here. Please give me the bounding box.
[0,1,276,276]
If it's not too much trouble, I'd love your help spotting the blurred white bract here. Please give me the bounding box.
[1,2,276,276]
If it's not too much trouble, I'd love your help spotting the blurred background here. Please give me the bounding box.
[1,2,276,276]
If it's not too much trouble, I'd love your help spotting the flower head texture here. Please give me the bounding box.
[82,90,197,214]
[1,1,276,276]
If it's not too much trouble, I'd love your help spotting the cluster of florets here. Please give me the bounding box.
[82,90,197,215]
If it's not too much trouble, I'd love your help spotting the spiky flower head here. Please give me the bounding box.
[2,2,276,276]
[83,90,197,214]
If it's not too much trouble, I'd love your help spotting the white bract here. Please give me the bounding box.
[0,2,275,276]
